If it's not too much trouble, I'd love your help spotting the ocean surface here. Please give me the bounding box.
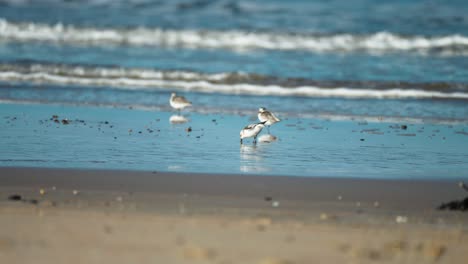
[1,0,468,179]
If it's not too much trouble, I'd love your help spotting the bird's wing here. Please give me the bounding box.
[243,124,257,130]
[173,96,191,104]
[268,112,280,122]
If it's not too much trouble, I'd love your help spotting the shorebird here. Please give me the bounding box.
[169,92,192,113]
[240,122,266,144]
[258,107,280,134]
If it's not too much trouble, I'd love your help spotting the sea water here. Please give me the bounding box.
[0,0,467,179]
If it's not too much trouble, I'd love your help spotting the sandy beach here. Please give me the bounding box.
[1,167,467,264]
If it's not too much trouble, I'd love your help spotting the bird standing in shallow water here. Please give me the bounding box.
[240,122,266,144]
[258,107,280,134]
[169,92,192,114]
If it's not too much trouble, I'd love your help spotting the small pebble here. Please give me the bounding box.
[320,213,329,220]
[39,189,46,195]
[72,190,79,195]
[337,195,343,201]
[272,201,280,207]
[186,127,192,132]
[319,213,337,221]
[395,215,408,224]
[264,196,273,201]
[373,201,380,207]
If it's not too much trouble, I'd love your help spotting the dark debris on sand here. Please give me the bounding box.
[437,182,468,212]
[438,197,468,211]
[8,194,22,201]
[44,116,121,131]
[7,194,40,205]
[50,115,71,125]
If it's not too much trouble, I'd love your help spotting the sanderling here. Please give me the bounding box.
[258,107,280,134]
[170,92,192,113]
[240,121,266,144]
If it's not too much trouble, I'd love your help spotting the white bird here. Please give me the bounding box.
[170,92,192,113]
[258,107,280,134]
[240,122,266,144]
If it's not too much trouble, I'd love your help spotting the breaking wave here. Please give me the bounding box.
[1,19,468,54]
[1,63,468,100]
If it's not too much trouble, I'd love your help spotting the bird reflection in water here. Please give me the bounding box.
[169,114,189,124]
[240,144,261,161]
[239,136,277,173]
[257,134,278,143]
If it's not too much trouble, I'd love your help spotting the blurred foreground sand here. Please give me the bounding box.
[1,184,467,264]
[2,168,468,263]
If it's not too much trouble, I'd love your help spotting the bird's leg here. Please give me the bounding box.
[240,138,243,144]
[253,136,257,144]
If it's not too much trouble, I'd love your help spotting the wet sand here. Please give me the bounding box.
[2,102,468,178]
[1,167,468,264]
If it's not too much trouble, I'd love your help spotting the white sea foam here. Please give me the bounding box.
[1,64,467,100]
[1,19,468,54]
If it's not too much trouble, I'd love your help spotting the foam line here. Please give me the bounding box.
[1,63,467,100]
[1,19,468,54]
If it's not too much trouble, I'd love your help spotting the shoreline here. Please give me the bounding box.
[1,166,466,211]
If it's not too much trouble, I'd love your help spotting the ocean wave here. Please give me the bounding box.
[1,63,468,100]
[1,19,468,54]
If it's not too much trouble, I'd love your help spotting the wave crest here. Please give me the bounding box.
[1,63,468,100]
[1,19,468,54]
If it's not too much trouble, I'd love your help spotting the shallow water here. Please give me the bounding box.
[1,103,467,179]
[1,0,468,179]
